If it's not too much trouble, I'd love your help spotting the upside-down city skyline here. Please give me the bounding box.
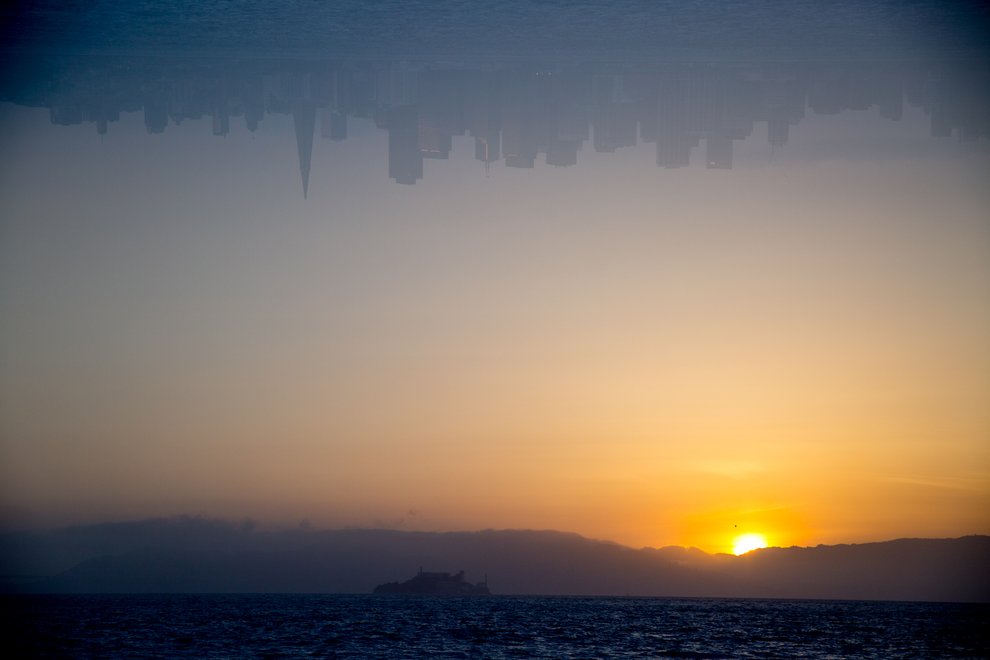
[24,59,986,193]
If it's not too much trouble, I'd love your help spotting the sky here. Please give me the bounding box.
[0,61,988,555]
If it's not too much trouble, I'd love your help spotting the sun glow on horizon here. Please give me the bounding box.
[732,533,769,555]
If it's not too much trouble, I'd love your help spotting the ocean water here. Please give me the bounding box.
[4,0,988,60]
[6,595,989,658]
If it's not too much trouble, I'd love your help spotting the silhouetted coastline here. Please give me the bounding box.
[2,521,987,602]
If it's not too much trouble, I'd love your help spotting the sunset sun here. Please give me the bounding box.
[732,533,769,555]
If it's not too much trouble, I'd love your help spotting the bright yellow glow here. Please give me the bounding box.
[732,533,768,555]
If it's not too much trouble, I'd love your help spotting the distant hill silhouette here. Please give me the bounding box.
[2,519,987,602]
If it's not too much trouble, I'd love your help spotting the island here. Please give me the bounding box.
[373,569,491,596]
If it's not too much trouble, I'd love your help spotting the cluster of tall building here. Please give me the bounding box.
[18,58,989,193]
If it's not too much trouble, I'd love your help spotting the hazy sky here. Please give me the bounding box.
[1,67,988,554]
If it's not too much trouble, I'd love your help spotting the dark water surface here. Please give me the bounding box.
[5,0,987,61]
[6,594,989,658]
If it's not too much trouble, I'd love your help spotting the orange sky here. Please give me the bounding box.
[1,100,988,554]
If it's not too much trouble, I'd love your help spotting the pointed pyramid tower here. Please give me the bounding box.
[293,99,316,199]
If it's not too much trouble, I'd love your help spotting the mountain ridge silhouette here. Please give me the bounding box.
[2,519,987,601]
